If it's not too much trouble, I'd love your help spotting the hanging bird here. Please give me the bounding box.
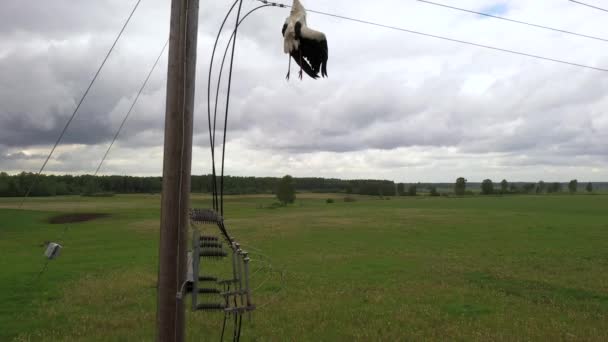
[282,0,328,80]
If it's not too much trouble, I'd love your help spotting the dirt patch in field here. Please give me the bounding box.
[48,213,110,224]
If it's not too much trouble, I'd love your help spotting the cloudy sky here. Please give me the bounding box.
[1,0,607,182]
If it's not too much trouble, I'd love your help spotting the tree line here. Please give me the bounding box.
[0,171,600,198]
[0,172,397,197]
[457,178,594,195]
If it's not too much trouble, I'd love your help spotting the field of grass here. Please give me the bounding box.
[1,193,608,341]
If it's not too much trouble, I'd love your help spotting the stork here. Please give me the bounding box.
[282,0,328,80]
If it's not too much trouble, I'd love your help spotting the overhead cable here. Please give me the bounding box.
[208,0,240,212]
[19,0,144,208]
[255,0,608,73]
[220,0,245,217]
[94,39,169,176]
[418,0,608,43]
[570,0,608,13]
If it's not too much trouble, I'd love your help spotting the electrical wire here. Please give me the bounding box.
[206,3,248,339]
[255,0,608,73]
[212,4,273,225]
[220,283,231,341]
[220,0,245,217]
[204,2,273,244]
[18,0,143,209]
[212,2,277,223]
[232,284,239,341]
[255,269,286,310]
[252,267,275,292]
[570,0,608,13]
[417,0,608,43]
[238,245,286,311]
[208,0,240,212]
[212,4,272,151]
[236,314,243,342]
[94,39,169,176]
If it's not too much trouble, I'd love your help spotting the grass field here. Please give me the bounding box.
[1,193,608,341]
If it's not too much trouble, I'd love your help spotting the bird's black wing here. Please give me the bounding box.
[291,50,319,79]
[300,37,328,78]
[320,38,328,77]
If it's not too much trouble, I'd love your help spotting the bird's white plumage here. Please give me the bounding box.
[300,26,326,42]
[283,22,300,54]
[283,0,306,54]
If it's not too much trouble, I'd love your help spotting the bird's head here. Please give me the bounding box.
[291,0,305,14]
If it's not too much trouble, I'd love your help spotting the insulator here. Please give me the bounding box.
[243,255,253,308]
[200,241,222,248]
[200,248,228,258]
[198,288,221,295]
[236,248,245,305]
[199,276,218,282]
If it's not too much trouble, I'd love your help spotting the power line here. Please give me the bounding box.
[19,0,143,208]
[94,40,168,177]
[417,0,608,43]
[256,0,608,73]
[208,0,239,212]
[570,0,608,13]
[212,4,273,217]
[220,0,245,216]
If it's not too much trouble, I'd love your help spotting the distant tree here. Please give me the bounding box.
[407,185,417,196]
[548,182,562,194]
[429,186,440,197]
[346,183,353,194]
[501,179,509,193]
[454,177,467,196]
[0,172,8,196]
[7,179,19,197]
[481,179,494,195]
[83,178,100,196]
[397,183,405,196]
[522,183,536,194]
[510,183,519,193]
[568,179,578,194]
[586,182,593,193]
[276,175,296,205]
[537,181,546,194]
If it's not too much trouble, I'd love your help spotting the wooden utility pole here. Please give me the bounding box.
[157,0,199,341]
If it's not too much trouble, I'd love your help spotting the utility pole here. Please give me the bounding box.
[157,0,199,341]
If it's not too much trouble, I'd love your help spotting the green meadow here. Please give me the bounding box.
[1,194,607,341]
